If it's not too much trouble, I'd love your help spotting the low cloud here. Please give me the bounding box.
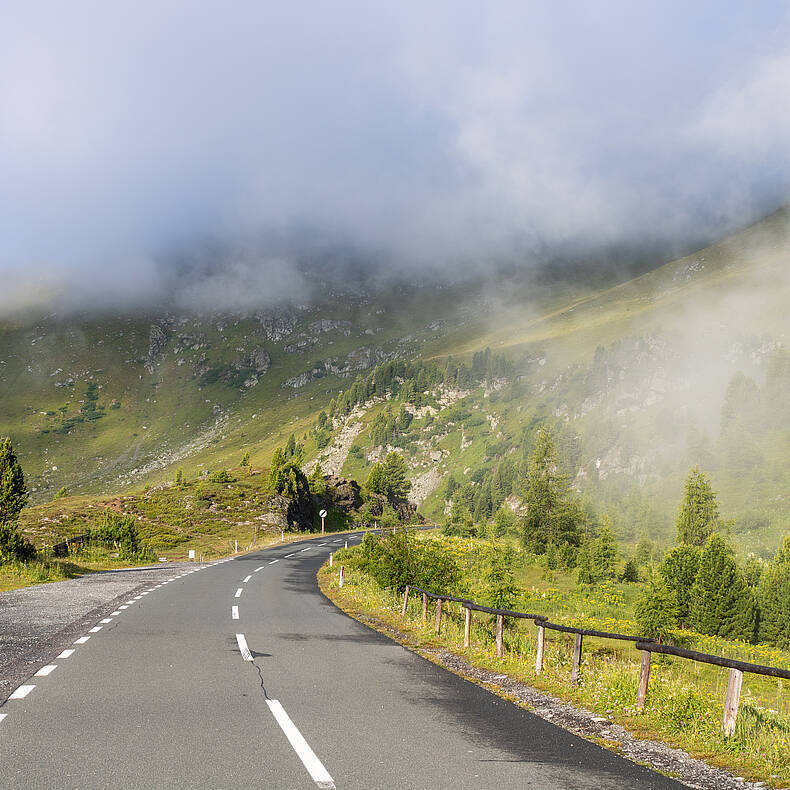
[2,2,790,314]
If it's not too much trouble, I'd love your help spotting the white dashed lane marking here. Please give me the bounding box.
[235,633,253,662]
[89,626,102,633]
[243,575,252,583]
[74,636,90,645]
[235,588,243,598]
[269,559,279,564]
[266,699,336,789]
[34,665,57,677]
[254,566,264,572]
[285,553,296,558]
[57,649,75,659]
[0,714,7,724]
[232,606,239,620]
[9,685,35,700]
[100,618,113,624]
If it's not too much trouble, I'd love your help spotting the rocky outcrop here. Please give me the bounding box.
[145,323,169,373]
[324,476,362,510]
[260,493,314,531]
[257,310,298,341]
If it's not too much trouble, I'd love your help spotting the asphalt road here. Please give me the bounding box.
[0,533,687,789]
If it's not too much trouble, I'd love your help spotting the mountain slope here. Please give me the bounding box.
[3,208,790,555]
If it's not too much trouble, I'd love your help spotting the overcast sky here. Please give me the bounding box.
[2,2,790,311]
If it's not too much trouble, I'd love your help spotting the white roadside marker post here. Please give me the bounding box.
[329,552,333,567]
[339,566,344,588]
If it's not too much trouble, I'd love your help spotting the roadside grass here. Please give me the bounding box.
[319,555,790,787]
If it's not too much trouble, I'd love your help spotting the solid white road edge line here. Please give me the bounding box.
[266,699,335,789]
[235,633,253,662]
[34,665,57,677]
[232,605,239,620]
[9,685,35,700]
[235,588,243,598]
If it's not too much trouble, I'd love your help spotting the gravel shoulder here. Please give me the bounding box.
[0,562,207,703]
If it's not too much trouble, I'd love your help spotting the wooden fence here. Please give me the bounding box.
[401,584,790,736]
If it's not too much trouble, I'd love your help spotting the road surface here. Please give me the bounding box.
[0,533,686,789]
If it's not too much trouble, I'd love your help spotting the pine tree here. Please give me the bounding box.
[676,467,721,546]
[690,533,756,641]
[658,545,701,627]
[366,452,411,502]
[520,428,584,554]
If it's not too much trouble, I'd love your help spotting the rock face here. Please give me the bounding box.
[365,493,419,523]
[146,323,169,373]
[324,476,362,510]
[261,493,314,531]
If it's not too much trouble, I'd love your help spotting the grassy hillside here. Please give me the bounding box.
[3,208,790,557]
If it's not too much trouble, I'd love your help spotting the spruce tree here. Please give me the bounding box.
[0,437,34,562]
[520,428,584,554]
[690,533,756,641]
[757,535,790,648]
[658,545,701,628]
[0,437,28,524]
[675,467,721,546]
[635,576,676,641]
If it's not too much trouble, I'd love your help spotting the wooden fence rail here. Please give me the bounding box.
[395,583,789,736]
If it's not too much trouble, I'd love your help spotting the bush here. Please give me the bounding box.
[351,532,460,594]
[208,470,234,483]
[87,510,153,561]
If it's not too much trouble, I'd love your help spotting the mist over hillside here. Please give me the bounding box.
[2,208,790,559]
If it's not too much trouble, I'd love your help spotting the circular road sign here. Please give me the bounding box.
[319,509,327,518]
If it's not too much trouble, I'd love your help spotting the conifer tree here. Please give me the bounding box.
[658,545,701,628]
[635,576,676,641]
[0,437,34,561]
[592,517,618,580]
[757,535,790,648]
[0,437,28,525]
[690,533,756,641]
[520,428,584,554]
[576,542,595,585]
[676,467,721,546]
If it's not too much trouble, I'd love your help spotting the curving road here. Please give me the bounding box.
[0,533,686,789]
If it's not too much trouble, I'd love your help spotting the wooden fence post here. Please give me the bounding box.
[535,624,545,674]
[339,565,344,588]
[435,599,443,634]
[571,633,583,687]
[401,585,410,618]
[464,607,472,648]
[495,614,504,658]
[422,593,428,625]
[636,650,651,710]
[722,668,744,736]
